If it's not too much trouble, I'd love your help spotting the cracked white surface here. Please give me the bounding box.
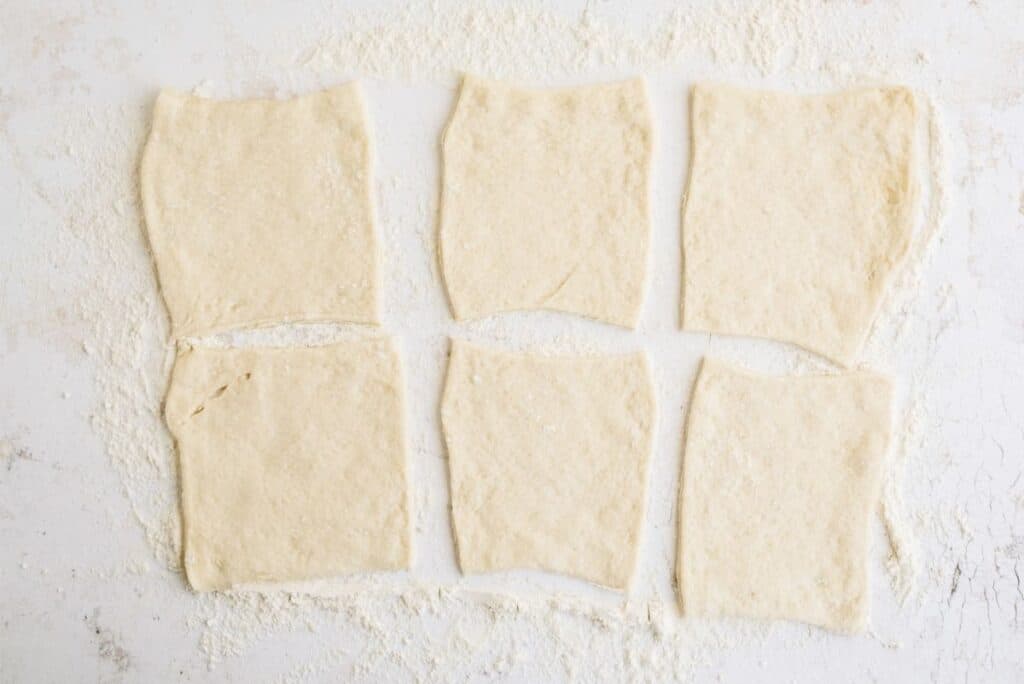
[1,1,1022,682]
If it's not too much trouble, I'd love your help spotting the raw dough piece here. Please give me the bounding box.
[165,338,410,590]
[441,340,656,589]
[141,83,379,336]
[681,84,918,365]
[678,359,892,632]
[440,76,653,327]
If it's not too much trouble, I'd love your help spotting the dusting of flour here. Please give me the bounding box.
[9,0,1022,681]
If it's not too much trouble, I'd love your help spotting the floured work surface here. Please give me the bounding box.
[442,340,656,590]
[140,83,379,336]
[164,338,410,590]
[440,75,653,327]
[8,1,1024,681]
[678,358,892,632]
[681,84,919,365]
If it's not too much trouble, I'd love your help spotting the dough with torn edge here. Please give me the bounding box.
[141,83,379,337]
[164,338,410,591]
[681,84,919,365]
[441,339,656,590]
[678,358,892,632]
[440,75,653,328]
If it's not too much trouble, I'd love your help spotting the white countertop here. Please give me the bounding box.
[1,1,1022,682]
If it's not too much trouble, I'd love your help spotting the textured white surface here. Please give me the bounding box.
[1,1,1022,682]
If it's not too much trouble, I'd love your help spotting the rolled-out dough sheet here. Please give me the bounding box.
[441,340,656,590]
[164,338,410,591]
[678,358,892,632]
[681,84,918,365]
[440,75,653,328]
[141,83,379,337]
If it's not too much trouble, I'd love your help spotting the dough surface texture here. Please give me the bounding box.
[440,75,652,327]
[441,340,656,590]
[682,84,918,365]
[141,83,378,336]
[678,359,892,632]
[165,338,410,591]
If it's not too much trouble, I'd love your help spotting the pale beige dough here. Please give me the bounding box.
[682,84,919,365]
[441,340,656,590]
[678,359,892,632]
[165,338,410,591]
[440,75,653,328]
[141,83,379,336]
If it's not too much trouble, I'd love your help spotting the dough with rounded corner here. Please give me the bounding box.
[682,84,918,365]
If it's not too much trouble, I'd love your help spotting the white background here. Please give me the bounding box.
[1,1,1022,682]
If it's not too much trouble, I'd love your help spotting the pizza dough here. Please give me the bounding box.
[440,75,653,328]
[678,358,892,632]
[164,338,410,590]
[441,340,656,590]
[681,84,918,365]
[141,83,379,336]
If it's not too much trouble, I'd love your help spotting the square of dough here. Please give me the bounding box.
[440,76,653,328]
[678,358,892,632]
[441,340,656,590]
[681,84,919,365]
[141,83,379,336]
[164,338,410,590]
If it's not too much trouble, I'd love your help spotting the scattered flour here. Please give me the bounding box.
[6,0,1022,681]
